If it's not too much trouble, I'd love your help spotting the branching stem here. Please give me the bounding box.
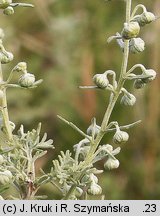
[64,0,132,200]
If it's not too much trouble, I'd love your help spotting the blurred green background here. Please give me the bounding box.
[1,0,160,199]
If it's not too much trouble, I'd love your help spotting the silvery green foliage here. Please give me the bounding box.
[0,123,53,199]
[54,1,157,199]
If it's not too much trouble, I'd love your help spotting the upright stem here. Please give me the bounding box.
[64,0,132,200]
[0,62,13,141]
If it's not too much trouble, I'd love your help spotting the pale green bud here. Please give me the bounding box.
[129,38,145,54]
[132,12,156,27]
[18,73,35,87]
[13,62,27,72]
[121,93,136,106]
[142,69,156,83]
[133,79,146,89]
[99,144,113,153]
[81,173,98,184]
[113,130,129,144]
[122,22,140,39]
[140,12,156,26]
[87,124,100,136]
[3,6,14,15]
[0,0,12,9]
[0,51,14,64]
[93,73,109,89]
[104,157,120,170]
[88,182,102,195]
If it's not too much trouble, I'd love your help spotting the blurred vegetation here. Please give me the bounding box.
[1,0,160,199]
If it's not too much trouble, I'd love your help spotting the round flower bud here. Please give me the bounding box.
[0,52,14,64]
[140,12,156,26]
[0,89,4,99]
[75,187,83,198]
[18,73,35,87]
[104,157,120,170]
[121,22,140,39]
[88,182,102,195]
[101,144,113,153]
[0,155,4,164]
[0,28,5,39]
[120,93,136,106]
[3,6,14,15]
[93,73,109,89]
[113,130,129,144]
[129,38,145,54]
[0,0,12,9]
[133,79,146,89]
[87,124,100,136]
[142,69,156,83]
[13,62,27,72]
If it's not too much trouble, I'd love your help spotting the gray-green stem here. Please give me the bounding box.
[64,0,132,200]
[0,62,13,141]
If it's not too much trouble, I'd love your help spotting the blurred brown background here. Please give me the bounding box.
[1,0,160,199]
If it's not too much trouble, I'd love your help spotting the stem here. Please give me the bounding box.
[126,64,146,75]
[64,0,132,200]
[131,4,147,19]
[0,62,13,141]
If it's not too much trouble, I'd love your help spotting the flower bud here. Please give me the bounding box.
[121,92,136,106]
[113,130,129,144]
[93,73,109,88]
[0,0,12,9]
[133,79,146,89]
[142,69,156,83]
[0,155,4,164]
[87,124,100,136]
[121,22,140,39]
[132,12,156,27]
[102,144,113,153]
[3,6,14,15]
[129,38,145,54]
[140,12,156,26]
[104,157,120,170]
[88,182,102,195]
[0,51,14,64]
[13,62,27,72]
[18,73,35,87]
[81,173,98,184]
